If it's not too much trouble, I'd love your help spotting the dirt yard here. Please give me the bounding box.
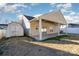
[0,35,79,56]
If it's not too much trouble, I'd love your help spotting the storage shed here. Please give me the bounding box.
[6,22,24,37]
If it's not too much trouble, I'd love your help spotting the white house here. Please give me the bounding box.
[18,10,67,40]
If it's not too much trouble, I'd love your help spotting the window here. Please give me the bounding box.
[50,30,53,32]
[42,28,47,32]
[49,27,53,32]
[36,27,38,30]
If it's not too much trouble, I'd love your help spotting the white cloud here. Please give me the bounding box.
[64,15,79,24]
[0,3,6,6]
[12,4,27,8]
[0,3,27,13]
[61,8,69,13]
[3,5,17,12]
[49,3,73,15]
[49,3,56,7]
[49,9,53,12]
[56,3,72,9]
[69,11,76,15]
[30,3,39,6]
[0,3,7,11]
[49,3,56,5]
[16,10,23,16]
[56,3,72,14]
[63,3,72,9]
[56,4,63,8]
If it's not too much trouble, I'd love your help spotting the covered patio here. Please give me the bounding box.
[30,10,67,40]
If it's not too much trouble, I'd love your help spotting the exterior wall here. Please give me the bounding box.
[19,15,30,35]
[6,22,24,37]
[42,20,59,34]
[30,20,39,36]
[30,20,60,36]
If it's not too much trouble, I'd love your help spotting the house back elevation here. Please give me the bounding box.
[19,10,67,41]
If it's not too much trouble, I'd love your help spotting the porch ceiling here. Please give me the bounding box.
[42,19,60,24]
[39,10,67,25]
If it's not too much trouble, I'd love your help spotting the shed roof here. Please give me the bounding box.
[24,15,35,20]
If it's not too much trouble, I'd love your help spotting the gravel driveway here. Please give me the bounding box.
[0,36,79,56]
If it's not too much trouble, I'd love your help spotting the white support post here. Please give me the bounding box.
[39,18,42,40]
[58,23,60,35]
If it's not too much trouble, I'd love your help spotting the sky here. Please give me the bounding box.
[0,3,79,24]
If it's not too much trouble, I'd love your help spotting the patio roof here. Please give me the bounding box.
[30,10,67,25]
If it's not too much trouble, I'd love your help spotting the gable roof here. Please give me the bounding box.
[30,10,67,24]
[39,10,67,24]
[24,15,35,20]
[23,10,66,25]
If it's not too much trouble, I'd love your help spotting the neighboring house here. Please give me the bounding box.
[63,23,79,34]
[19,10,67,40]
[0,24,8,39]
[68,23,79,28]
[0,24,8,29]
[6,22,24,37]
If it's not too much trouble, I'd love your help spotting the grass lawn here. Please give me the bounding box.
[43,35,69,41]
[31,34,79,55]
